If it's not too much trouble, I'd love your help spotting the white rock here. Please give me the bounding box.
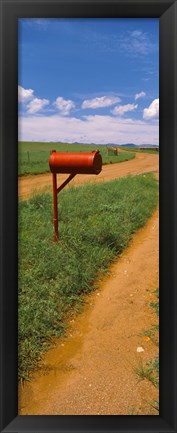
[137,346,144,352]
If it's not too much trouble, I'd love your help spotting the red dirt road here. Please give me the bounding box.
[18,152,158,199]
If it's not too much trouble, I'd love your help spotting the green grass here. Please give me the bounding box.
[18,141,135,175]
[18,173,158,380]
[121,147,159,154]
[142,325,159,346]
[136,288,159,413]
[136,356,159,388]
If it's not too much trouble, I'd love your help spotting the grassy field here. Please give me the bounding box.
[18,173,158,380]
[18,141,135,176]
[122,147,159,154]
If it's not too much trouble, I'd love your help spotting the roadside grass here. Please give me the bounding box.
[135,289,159,413]
[135,356,159,388]
[18,141,135,175]
[18,173,158,380]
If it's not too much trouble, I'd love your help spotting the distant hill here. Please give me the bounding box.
[104,143,136,147]
[96,143,159,148]
[119,143,159,149]
[119,143,136,148]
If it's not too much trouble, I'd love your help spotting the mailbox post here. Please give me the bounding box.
[52,169,58,241]
[49,149,102,241]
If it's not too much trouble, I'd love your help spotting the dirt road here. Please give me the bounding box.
[18,208,159,415]
[18,151,159,415]
[18,152,158,199]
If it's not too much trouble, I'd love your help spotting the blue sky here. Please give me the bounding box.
[18,18,159,145]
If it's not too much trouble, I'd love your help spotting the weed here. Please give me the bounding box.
[142,325,159,346]
[135,288,159,412]
[135,355,159,388]
[149,399,159,413]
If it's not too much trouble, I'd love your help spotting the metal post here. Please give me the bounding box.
[52,172,58,241]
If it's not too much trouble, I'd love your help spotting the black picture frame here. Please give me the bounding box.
[0,0,177,432]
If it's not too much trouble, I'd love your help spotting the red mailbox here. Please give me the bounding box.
[49,150,102,241]
[49,150,102,175]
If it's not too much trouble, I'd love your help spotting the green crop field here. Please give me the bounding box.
[18,172,158,380]
[18,141,135,176]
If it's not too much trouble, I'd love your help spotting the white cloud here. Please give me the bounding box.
[54,97,75,115]
[82,96,121,109]
[112,103,138,116]
[27,98,49,113]
[18,85,49,114]
[81,27,158,59]
[143,99,159,120]
[120,30,157,57]
[135,91,146,100]
[18,85,34,102]
[18,113,159,145]
[131,31,143,38]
